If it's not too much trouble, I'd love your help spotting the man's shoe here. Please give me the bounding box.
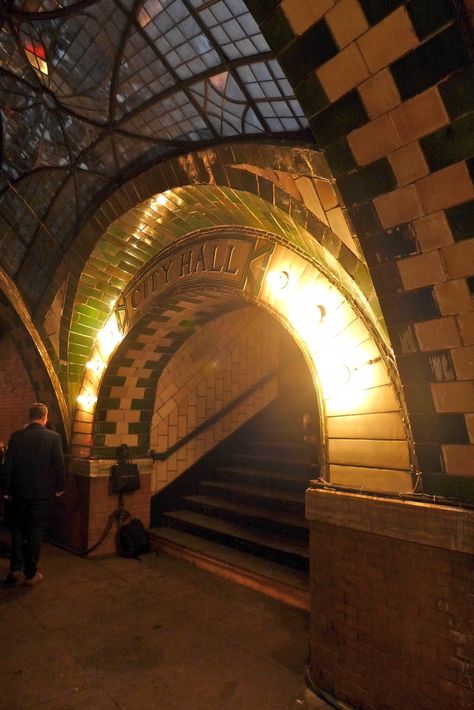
[24,571,43,586]
[4,570,23,587]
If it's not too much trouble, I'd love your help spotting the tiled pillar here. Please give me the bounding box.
[49,457,153,556]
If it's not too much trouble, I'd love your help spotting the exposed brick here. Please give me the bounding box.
[389,140,429,187]
[358,68,401,119]
[435,279,473,316]
[374,183,424,228]
[326,0,369,48]
[443,444,474,475]
[417,162,474,215]
[398,251,446,291]
[432,381,474,413]
[357,7,418,74]
[415,316,462,351]
[390,87,449,144]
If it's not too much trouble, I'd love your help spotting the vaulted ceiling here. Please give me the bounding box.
[0,0,311,306]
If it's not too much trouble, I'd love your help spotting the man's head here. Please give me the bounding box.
[29,402,48,425]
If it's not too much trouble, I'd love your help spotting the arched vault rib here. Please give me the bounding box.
[0,267,70,439]
[63,167,383,404]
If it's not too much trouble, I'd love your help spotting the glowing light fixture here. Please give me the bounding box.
[97,315,123,357]
[86,358,105,374]
[268,270,290,291]
[315,304,326,324]
[77,392,97,407]
[336,363,352,385]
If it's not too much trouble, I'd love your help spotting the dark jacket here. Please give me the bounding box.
[2,423,65,500]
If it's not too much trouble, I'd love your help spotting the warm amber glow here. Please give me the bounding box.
[86,358,105,374]
[268,270,290,291]
[97,314,123,358]
[77,392,97,408]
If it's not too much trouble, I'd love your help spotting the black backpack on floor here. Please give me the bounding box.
[119,517,151,559]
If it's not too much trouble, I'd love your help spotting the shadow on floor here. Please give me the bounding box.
[0,528,331,710]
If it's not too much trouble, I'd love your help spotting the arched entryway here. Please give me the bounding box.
[72,227,415,494]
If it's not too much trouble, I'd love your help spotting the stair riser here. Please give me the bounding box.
[162,516,309,572]
[229,454,313,476]
[182,499,309,540]
[235,441,313,458]
[214,469,309,493]
[217,463,312,484]
[200,482,305,515]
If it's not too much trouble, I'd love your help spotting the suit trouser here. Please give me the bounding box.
[10,498,50,578]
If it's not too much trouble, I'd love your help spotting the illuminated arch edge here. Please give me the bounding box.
[71,231,417,496]
[0,267,71,438]
[40,142,379,375]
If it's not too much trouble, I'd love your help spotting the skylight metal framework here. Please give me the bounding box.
[0,0,310,304]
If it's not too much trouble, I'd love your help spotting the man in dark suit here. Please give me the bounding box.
[2,403,65,586]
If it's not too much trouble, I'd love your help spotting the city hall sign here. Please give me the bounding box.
[115,234,274,330]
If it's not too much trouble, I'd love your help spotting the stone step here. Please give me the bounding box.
[228,451,314,475]
[214,465,311,492]
[148,525,309,609]
[181,493,309,537]
[235,439,312,458]
[161,509,309,570]
[199,479,306,514]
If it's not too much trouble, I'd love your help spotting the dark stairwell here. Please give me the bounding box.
[149,338,319,609]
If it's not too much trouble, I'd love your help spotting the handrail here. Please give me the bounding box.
[148,368,280,462]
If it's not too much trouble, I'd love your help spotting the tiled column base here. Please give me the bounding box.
[48,458,153,556]
[305,487,474,710]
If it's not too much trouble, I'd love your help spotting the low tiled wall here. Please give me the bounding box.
[306,487,474,710]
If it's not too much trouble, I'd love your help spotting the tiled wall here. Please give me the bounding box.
[149,306,280,493]
[247,0,474,479]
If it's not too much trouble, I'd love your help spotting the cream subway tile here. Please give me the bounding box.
[348,114,400,166]
[168,425,178,446]
[317,43,370,102]
[358,68,401,119]
[373,184,424,229]
[357,7,418,74]
[443,444,474,475]
[457,311,474,346]
[294,176,328,224]
[281,0,335,35]
[326,206,359,253]
[116,421,129,435]
[441,240,474,280]
[390,87,449,145]
[389,141,429,187]
[417,162,474,215]
[431,381,474,412]
[398,251,446,291]
[413,211,454,252]
[158,399,176,419]
[315,178,339,210]
[435,279,472,315]
[415,316,462,352]
[451,346,474,379]
[326,0,369,48]
[466,414,474,443]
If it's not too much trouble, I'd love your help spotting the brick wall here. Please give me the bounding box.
[149,306,280,492]
[0,334,36,444]
[307,490,474,710]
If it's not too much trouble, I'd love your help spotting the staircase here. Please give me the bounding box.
[149,394,318,609]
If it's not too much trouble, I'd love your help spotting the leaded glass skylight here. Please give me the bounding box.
[0,0,310,303]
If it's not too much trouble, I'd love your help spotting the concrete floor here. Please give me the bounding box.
[0,533,331,710]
